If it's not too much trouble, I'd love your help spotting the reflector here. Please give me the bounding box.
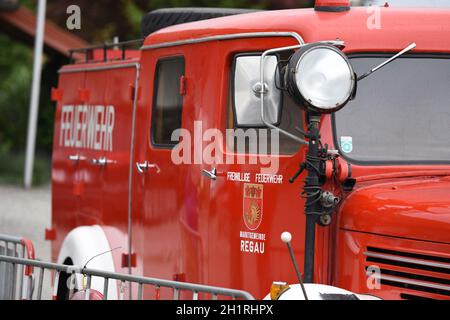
[286,44,355,113]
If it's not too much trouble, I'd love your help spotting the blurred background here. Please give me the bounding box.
[1,0,393,187]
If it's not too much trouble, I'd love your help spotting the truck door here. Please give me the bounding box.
[206,37,310,296]
[131,52,186,293]
[77,72,105,225]
[52,71,85,253]
[102,65,140,275]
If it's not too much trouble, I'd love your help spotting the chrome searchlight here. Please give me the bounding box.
[286,43,356,113]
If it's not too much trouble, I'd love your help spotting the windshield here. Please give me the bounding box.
[334,55,450,164]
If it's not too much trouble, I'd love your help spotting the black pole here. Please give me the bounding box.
[303,114,322,283]
[285,240,308,300]
[304,215,317,283]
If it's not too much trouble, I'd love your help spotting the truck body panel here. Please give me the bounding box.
[51,7,450,299]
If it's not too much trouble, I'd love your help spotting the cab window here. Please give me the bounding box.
[151,56,185,147]
[334,55,450,164]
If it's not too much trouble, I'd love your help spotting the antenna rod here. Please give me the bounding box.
[357,42,416,81]
[281,232,308,300]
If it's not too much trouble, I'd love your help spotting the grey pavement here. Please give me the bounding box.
[0,184,52,299]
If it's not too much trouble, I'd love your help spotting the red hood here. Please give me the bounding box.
[339,175,450,244]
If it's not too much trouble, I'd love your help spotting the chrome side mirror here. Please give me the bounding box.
[233,55,282,127]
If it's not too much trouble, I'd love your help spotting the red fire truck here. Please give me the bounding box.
[49,0,450,300]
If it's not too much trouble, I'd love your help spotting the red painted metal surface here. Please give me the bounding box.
[20,237,35,276]
[340,176,450,244]
[51,7,450,300]
[44,228,56,241]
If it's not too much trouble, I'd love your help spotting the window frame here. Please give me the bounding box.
[150,55,185,149]
[332,52,450,166]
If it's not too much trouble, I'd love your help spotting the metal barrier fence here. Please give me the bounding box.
[0,254,255,300]
[0,235,35,300]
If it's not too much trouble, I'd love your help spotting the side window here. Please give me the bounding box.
[228,52,304,155]
[151,56,185,146]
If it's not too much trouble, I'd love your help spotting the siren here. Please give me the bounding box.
[314,0,351,12]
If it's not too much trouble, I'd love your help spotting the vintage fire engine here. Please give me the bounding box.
[48,0,450,300]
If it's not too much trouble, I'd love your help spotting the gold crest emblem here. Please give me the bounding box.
[243,184,263,230]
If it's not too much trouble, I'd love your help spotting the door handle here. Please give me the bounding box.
[91,157,107,166]
[136,161,160,174]
[68,154,86,163]
[202,167,217,180]
[91,157,115,167]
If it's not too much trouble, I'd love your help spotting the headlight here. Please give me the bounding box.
[286,43,356,113]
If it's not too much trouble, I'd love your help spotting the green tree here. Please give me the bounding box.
[0,33,54,184]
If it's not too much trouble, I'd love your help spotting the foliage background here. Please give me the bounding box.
[0,0,317,185]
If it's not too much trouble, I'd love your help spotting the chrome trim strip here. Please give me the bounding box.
[60,33,305,72]
[374,273,450,293]
[58,62,140,74]
[364,252,450,270]
[141,31,305,50]
[127,63,140,285]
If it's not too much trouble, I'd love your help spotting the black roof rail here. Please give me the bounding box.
[69,38,144,64]
[141,7,261,38]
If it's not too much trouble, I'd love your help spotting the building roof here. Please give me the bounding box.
[0,5,89,58]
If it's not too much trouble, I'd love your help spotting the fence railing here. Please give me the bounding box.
[0,234,35,299]
[0,254,255,300]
